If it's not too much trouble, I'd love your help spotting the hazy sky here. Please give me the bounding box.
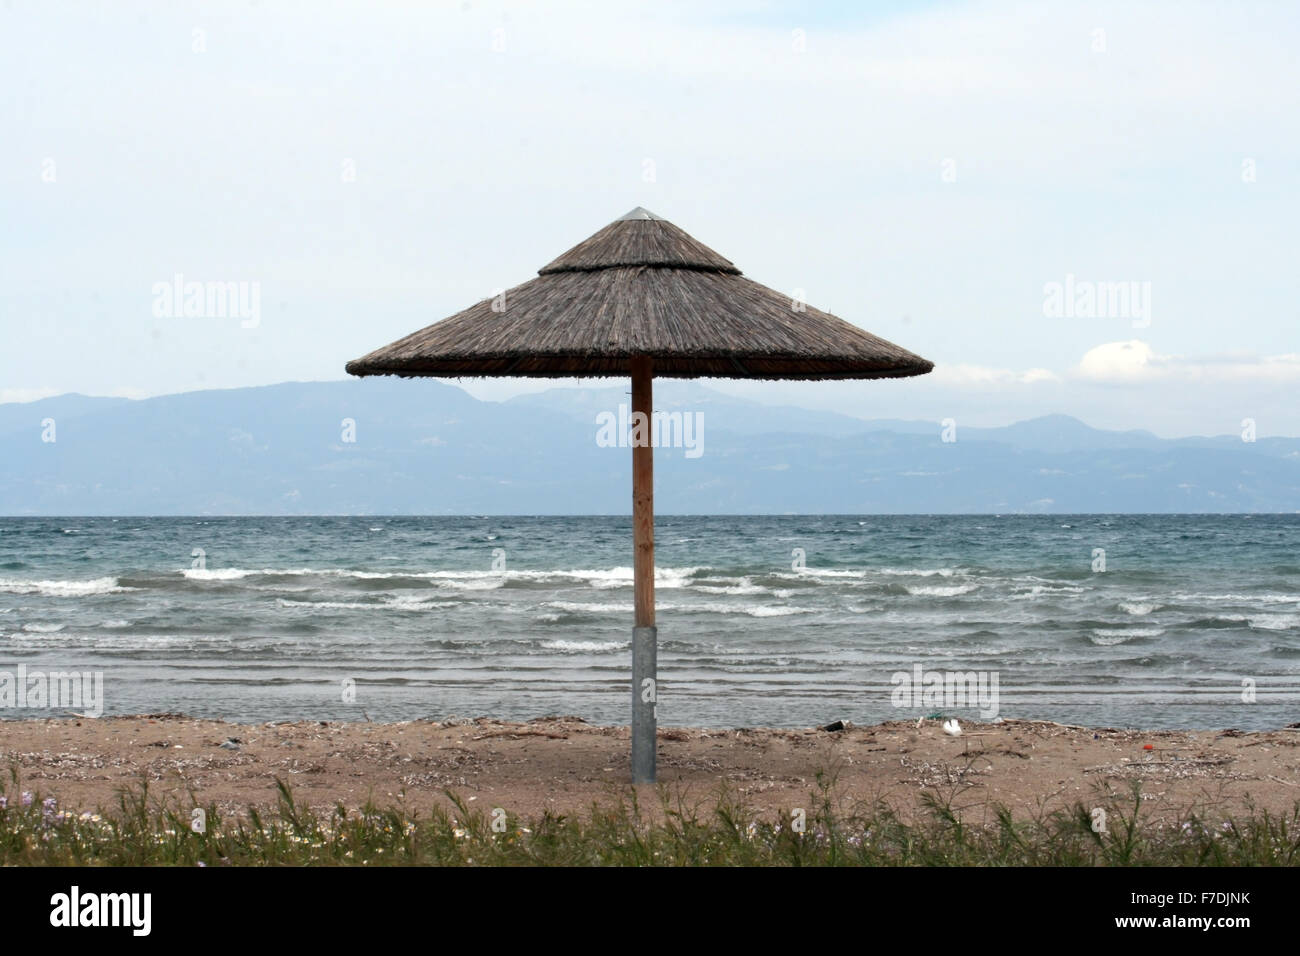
[3,0,1297,436]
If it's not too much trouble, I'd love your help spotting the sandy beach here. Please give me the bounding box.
[4,715,1298,824]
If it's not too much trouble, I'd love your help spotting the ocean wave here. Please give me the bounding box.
[1010,584,1088,599]
[691,580,772,596]
[432,578,504,591]
[182,568,259,580]
[878,567,960,577]
[538,639,625,653]
[541,600,630,614]
[1246,614,1300,631]
[1090,628,1165,644]
[1181,613,1300,631]
[0,576,133,597]
[1181,615,1250,630]
[1119,601,1158,616]
[179,565,705,590]
[275,598,459,612]
[520,566,702,589]
[540,599,812,618]
[906,584,977,597]
[21,622,65,633]
[742,605,813,617]
[679,602,814,617]
[1171,592,1300,604]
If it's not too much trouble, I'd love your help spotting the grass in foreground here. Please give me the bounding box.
[2,771,1297,866]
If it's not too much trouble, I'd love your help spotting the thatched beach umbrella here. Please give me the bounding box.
[346,207,932,783]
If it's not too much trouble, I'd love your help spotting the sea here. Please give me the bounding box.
[1,515,1297,730]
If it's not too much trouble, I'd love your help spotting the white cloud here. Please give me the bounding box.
[1073,341,1300,384]
[1074,340,1168,382]
[930,364,1061,387]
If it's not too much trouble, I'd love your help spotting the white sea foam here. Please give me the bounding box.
[1247,614,1300,631]
[1120,601,1158,616]
[0,576,132,596]
[678,602,813,617]
[879,567,959,577]
[182,568,257,580]
[539,639,625,652]
[519,566,700,589]
[1090,628,1165,644]
[433,578,504,591]
[1172,592,1300,604]
[21,622,65,632]
[386,597,459,611]
[539,599,810,618]
[185,567,382,581]
[1010,584,1087,599]
[181,565,704,590]
[541,600,632,614]
[276,598,459,611]
[791,568,864,578]
[692,580,771,596]
[741,605,813,617]
[906,584,977,597]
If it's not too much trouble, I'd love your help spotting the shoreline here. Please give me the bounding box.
[4,714,1298,823]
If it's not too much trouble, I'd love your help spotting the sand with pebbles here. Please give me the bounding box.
[3,715,1298,824]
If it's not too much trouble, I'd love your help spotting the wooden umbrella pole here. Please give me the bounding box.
[630,355,656,783]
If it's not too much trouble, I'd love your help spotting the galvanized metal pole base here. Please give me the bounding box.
[631,625,657,783]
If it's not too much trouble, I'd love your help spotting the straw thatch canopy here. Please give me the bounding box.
[345,207,933,381]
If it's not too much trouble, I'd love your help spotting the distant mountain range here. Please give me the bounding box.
[1,380,1297,514]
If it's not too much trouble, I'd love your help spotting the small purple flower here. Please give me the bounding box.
[196,861,207,867]
[0,796,7,809]
[20,792,32,807]
[43,797,57,812]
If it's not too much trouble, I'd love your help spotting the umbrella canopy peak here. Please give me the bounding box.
[538,209,740,276]
[617,206,666,221]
